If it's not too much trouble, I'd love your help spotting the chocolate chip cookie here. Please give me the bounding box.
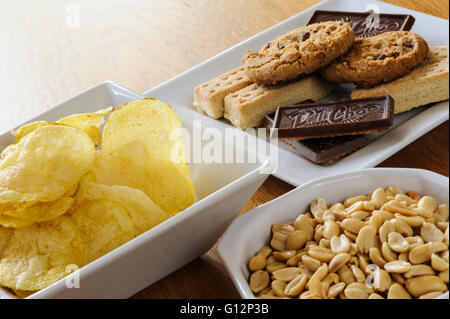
[243,21,355,85]
[321,31,429,88]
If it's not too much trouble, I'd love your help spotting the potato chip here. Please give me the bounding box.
[0,215,84,291]
[0,226,13,256]
[56,107,113,129]
[0,125,95,203]
[102,98,194,215]
[69,199,134,264]
[77,177,169,235]
[0,196,74,228]
[12,289,36,298]
[91,150,151,196]
[11,121,55,143]
[11,107,112,146]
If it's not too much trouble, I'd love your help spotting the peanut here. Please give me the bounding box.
[328,253,351,273]
[421,222,444,243]
[373,268,392,292]
[356,225,377,254]
[431,253,449,271]
[387,232,409,253]
[286,231,307,250]
[405,275,447,297]
[284,274,308,297]
[387,283,412,299]
[249,254,267,271]
[384,260,411,273]
[250,270,270,293]
[272,267,301,282]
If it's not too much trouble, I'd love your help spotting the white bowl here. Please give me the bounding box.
[217,168,449,299]
[0,82,271,299]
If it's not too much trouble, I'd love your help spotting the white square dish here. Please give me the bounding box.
[142,0,449,187]
[217,168,449,299]
[0,81,271,299]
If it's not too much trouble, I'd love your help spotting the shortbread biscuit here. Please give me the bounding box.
[243,21,354,85]
[351,46,449,114]
[193,66,252,119]
[224,74,335,130]
[321,31,429,88]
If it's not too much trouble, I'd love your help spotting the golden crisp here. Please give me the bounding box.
[0,197,74,228]
[0,216,85,291]
[76,177,169,236]
[102,98,194,215]
[0,125,95,204]
[69,199,134,264]
[91,150,151,196]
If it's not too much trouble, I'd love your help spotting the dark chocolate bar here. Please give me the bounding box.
[307,10,415,38]
[264,114,369,164]
[272,96,394,140]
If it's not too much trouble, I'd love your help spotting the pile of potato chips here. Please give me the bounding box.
[0,98,194,297]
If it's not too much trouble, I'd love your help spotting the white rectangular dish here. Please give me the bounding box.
[142,0,449,187]
[0,81,271,299]
[217,168,449,299]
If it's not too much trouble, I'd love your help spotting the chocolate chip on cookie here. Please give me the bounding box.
[242,21,355,85]
[321,31,429,88]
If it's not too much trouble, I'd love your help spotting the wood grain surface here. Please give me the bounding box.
[0,0,448,299]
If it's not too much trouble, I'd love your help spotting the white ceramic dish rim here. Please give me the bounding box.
[0,81,272,299]
[217,167,450,299]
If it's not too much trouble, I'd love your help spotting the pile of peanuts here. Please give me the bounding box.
[248,186,449,299]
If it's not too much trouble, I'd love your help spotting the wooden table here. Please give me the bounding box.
[0,0,448,299]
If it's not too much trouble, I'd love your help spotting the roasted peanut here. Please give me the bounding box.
[321,273,339,292]
[407,190,421,201]
[356,225,377,254]
[294,215,314,241]
[387,232,409,253]
[373,268,392,292]
[386,186,403,197]
[384,260,411,273]
[421,222,444,243]
[330,234,350,254]
[405,275,447,297]
[394,214,425,227]
[249,254,267,271]
[284,274,308,297]
[301,255,321,272]
[384,201,417,216]
[311,198,327,219]
[387,283,412,299]
[286,231,307,250]
[379,220,396,243]
[351,265,366,283]
[328,253,351,273]
[368,293,384,299]
[266,261,287,273]
[405,236,424,249]
[308,275,327,299]
[418,291,445,299]
[328,282,346,299]
[381,241,398,262]
[308,246,334,263]
[344,287,369,299]
[391,273,405,285]
[273,250,296,261]
[439,269,449,283]
[286,251,307,266]
[371,188,388,209]
[323,220,340,240]
[257,246,273,258]
[370,247,387,267]
[338,264,355,285]
[395,194,416,206]
[437,204,449,222]
[250,270,270,293]
[404,265,435,278]
[418,196,437,214]
[341,218,366,234]
[272,267,301,282]
[344,196,370,207]
[271,280,287,297]
[391,218,413,237]
[431,253,449,271]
